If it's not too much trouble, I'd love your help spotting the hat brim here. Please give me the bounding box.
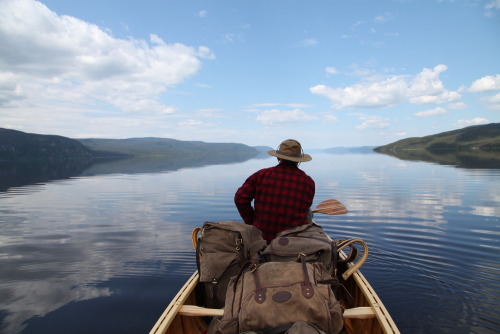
[268,150,312,162]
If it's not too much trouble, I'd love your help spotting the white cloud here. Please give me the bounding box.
[298,38,318,46]
[323,114,338,123]
[483,92,500,110]
[310,64,462,110]
[179,119,204,127]
[355,115,389,130]
[197,10,208,18]
[415,107,447,117]
[469,74,500,92]
[161,106,177,114]
[408,91,461,105]
[0,72,23,106]
[196,108,223,113]
[256,108,318,126]
[0,0,213,116]
[246,103,312,110]
[326,67,338,75]
[194,83,212,88]
[348,63,375,77]
[222,33,237,43]
[195,108,224,118]
[351,20,364,31]
[247,103,280,108]
[485,0,500,16]
[288,103,312,108]
[447,101,467,110]
[373,12,395,23]
[486,0,500,9]
[455,118,490,127]
[468,75,500,109]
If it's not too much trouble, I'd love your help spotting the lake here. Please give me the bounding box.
[0,152,499,334]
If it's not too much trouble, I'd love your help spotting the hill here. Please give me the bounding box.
[252,145,274,153]
[0,128,260,161]
[373,123,500,168]
[77,138,259,157]
[0,128,99,161]
[374,123,500,152]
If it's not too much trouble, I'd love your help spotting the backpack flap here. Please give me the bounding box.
[263,236,332,259]
[261,225,334,272]
[199,252,240,283]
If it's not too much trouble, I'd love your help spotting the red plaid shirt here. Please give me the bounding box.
[234,161,315,242]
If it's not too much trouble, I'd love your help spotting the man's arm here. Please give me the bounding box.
[234,176,256,225]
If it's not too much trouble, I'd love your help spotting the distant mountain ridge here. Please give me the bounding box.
[373,123,500,168]
[374,123,500,152]
[77,138,259,157]
[0,128,98,161]
[0,128,260,161]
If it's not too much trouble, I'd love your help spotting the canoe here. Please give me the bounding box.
[150,228,400,334]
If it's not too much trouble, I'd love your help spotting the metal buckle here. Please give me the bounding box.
[235,238,243,250]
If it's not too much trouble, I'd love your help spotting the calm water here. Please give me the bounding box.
[0,153,499,334]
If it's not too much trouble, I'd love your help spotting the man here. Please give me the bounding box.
[234,139,315,242]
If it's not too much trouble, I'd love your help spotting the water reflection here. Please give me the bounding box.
[375,148,500,169]
[0,161,244,334]
[0,159,95,192]
[0,153,499,333]
[80,154,261,176]
[0,205,197,333]
[312,153,500,333]
[0,152,260,193]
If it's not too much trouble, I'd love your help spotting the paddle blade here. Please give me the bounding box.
[312,199,348,215]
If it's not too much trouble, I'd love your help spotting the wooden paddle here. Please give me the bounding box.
[311,199,348,215]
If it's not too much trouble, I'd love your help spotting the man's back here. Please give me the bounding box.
[234,161,315,242]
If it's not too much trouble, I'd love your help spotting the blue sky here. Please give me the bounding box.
[1,0,499,149]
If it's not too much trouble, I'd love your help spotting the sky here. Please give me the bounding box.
[0,0,499,149]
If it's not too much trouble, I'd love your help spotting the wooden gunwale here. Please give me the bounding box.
[344,255,400,334]
[150,271,200,334]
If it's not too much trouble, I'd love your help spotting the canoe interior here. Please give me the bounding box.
[164,290,207,334]
[150,230,399,334]
[339,262,398,334]
[151,262,399,334]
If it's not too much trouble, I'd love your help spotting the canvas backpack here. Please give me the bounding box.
[215,259,344,334]
[261,223,336,272]
[195,221,267,308]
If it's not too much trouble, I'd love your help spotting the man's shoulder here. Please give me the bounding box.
[245,166,276,180]
[254,166,277,176]
[257,164,280,172]
[295,167,315,185]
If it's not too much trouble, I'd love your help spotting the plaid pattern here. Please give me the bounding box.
[234,161,315,242]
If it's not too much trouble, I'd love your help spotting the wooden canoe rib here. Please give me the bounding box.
[150,231,400,334]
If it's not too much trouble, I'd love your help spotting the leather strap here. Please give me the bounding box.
[252,265,267,304]
[300,255,314,299]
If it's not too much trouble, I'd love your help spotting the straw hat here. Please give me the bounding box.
[268,139,312,162]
